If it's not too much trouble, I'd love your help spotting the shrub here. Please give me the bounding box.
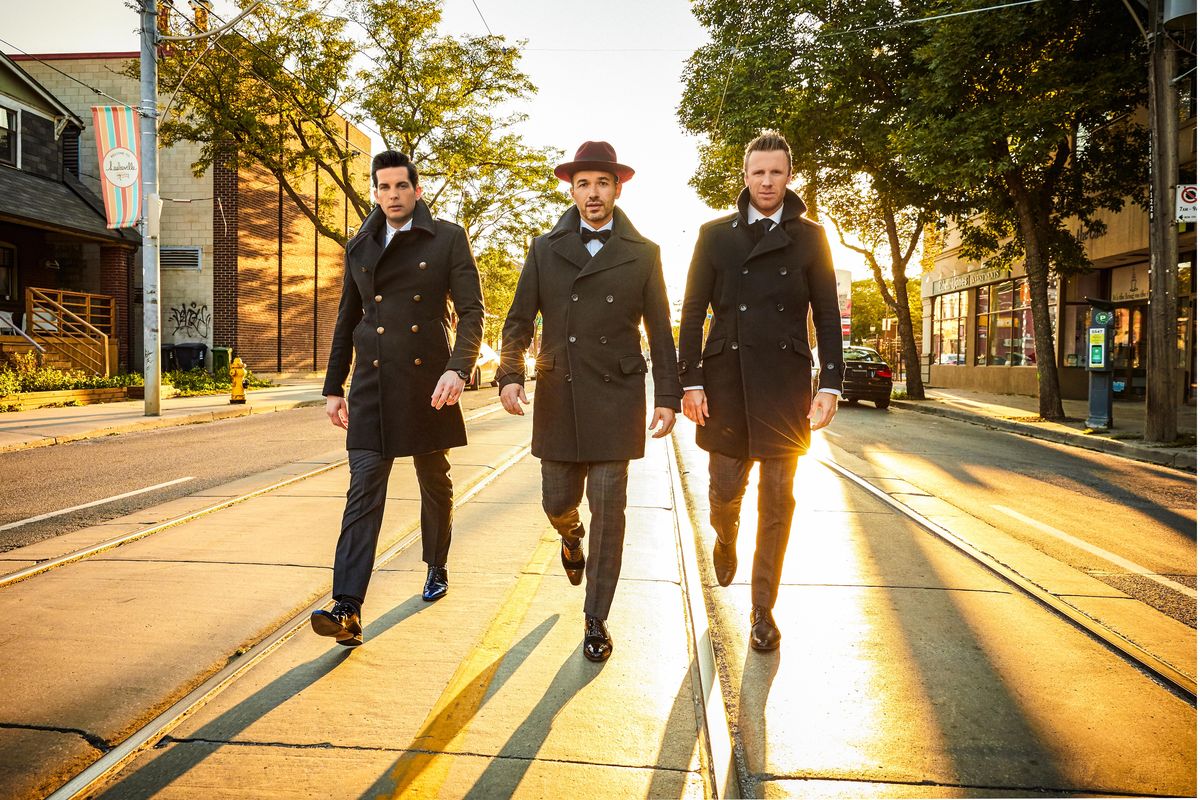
[0,350,146,395]
[163,367,271,396]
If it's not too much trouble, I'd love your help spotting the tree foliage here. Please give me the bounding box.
[153,0,563,258]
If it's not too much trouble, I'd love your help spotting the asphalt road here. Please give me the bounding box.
[824,401,1197,626]
[0,387,505,553]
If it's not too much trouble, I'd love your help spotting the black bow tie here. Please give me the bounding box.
[580,228,611,244]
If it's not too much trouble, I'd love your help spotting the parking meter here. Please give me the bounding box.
[1084,299,1115,430]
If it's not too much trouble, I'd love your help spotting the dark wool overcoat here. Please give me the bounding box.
[678,188,844,460]
[323,202,483,458]
[498,206,682,463]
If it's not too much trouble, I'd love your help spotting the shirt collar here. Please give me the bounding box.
[746,204,783,226]
[580,217,614,233]
[385,218,413,239]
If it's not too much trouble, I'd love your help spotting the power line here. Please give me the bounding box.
[0,35,138,111]
[818,0,1046,37]
[469,0,494,36]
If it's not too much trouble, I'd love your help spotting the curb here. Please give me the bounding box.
[0,398,325,455]
[890,399,1197,473]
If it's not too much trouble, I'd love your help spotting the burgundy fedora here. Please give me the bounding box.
[553,140,635,183]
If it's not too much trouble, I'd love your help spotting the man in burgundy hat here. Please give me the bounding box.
[497,141,681,662]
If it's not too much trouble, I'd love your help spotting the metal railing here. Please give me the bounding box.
[24,288,112,375]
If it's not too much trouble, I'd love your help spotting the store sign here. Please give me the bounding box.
[931,265,1011,295]
[1109,264,1149,302]
[1177,185,1197,223]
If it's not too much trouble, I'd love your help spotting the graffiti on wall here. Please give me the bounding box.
[169,301,211,339]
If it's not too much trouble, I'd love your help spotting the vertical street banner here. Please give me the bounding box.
[91,105,141,229]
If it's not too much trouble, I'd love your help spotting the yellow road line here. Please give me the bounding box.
[376,532,561,798]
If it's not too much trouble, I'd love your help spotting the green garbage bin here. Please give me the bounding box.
[211,346,232,374]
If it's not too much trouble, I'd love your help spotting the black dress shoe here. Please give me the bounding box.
[561,527,585,586]
[311,600,363,647]
[749,605,780,651]
[712,539,737,587]
[422,565,449,602]
[583,615,612,662]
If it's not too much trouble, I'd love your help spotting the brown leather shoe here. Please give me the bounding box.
[750,605,780,651]
[712,539,737,586]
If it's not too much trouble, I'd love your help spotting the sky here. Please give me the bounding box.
[2,0,872,299]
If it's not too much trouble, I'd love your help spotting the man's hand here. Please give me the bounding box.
[682,388,709,427]
[649,407,676,439]
[325,396,349,430]
[809,391,838,431]
[431,370,466,409]
[500,383,529,416]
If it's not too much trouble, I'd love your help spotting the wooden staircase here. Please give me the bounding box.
[23,288,115,376]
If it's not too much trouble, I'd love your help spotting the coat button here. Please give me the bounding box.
[739,304,747,312]
[730,341,739,350]
[413,294,422,302]
[566,374,572,382]
[779,267,788,275]
[741,268,749,275]
[779,341,788,349]
[606,294,614,303]
[376,326,385,334]
[826,362,835,369]
[603,374,611,382]
[599,336,607,344]
[373,359,380,367]
[777,303,785,311]
[374,294,383,303]
[360,266,367,272]
[414,358,423,366]
[569,335,576,343]
[411,324,419,333]
[571,293,579,302]
[418,261,427,270]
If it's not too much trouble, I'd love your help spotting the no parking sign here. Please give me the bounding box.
[1177,184,1197,223]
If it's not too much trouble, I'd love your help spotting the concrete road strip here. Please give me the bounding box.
[992,505,1197,599]
[0,477,196,533]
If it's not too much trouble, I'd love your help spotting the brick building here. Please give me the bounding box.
[15,51,371,374]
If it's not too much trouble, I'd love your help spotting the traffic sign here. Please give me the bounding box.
[1177,184,1197,223]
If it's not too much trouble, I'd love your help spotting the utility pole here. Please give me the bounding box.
[1145,0,1180,442]
[139,0,162,415]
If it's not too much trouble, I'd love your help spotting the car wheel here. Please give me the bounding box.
[875,397,890,410]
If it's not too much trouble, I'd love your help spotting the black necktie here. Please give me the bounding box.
[580,228,611,245]
[749,217,774,243]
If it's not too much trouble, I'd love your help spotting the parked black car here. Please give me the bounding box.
[842,345,894,409]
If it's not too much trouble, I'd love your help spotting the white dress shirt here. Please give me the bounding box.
[684,205,841,397]
[581,217,614,257]
[383,217,413,248]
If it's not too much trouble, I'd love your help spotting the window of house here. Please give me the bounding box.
[933,290,967,365]
[0,244,15,303]
[0,106,16,166]
[977,278,1035,365]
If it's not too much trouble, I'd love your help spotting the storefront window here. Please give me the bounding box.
[977,278,1034,366]
[933,290,967,365]
[1061,272,1106,368]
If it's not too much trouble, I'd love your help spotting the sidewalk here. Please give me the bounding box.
[0,377,327,454]
[891,387,1197,472]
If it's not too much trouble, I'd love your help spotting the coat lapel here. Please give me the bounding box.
[736,187,806,264]
[576,207,644,280]
[547,206,591,270]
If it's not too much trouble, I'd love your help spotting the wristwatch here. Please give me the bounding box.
[454,369,470,381]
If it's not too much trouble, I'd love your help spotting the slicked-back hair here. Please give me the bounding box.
[743,131,792,172]
[371,150,419,187]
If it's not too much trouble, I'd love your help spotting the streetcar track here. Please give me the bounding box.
[816,455,1198,702]
[49,440,533,800]
[0,401,511,591]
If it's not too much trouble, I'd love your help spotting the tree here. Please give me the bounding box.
[475,246,521,346]
[894,0,1147,419]
[851,277,921,349]
[679,0,950,399]
[153,0,563,255]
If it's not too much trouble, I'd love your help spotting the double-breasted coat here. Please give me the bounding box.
[323,202,484,458]
[678,188,844,460]
[498,206,682,463]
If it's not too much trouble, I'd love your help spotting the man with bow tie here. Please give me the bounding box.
[498,141,681,662]
[678,131,844,652]
[311,150,484,648]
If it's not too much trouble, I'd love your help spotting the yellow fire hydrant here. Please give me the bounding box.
[229,357,247,405]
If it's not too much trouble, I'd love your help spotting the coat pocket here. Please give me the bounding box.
[536,353,556,372]
[701,337,725,358]
[790,336,813,360]
[619,354,648,375]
